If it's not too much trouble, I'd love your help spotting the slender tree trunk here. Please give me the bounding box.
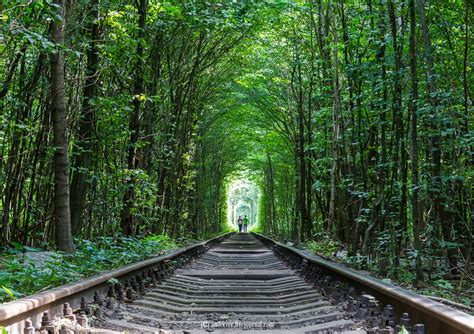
[291,33,310,241]
[0,44,28,100]
[462,0,470,133]
[461,0,472,282]
[267,153,277,233]
[409,0,424,284]
[292,145,299,242]
[328,4,340,234]
[121,0,147,235]
[378,3,388,240]
[388,0,406,267]
[297,87,308,240]
[417,0,455,272]
[70,0,100,235]
[50,0,74,252]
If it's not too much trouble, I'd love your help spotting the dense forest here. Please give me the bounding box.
[0,0,472,293]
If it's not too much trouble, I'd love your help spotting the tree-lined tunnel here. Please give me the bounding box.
[0,0,472,306]
[227,179,259,230]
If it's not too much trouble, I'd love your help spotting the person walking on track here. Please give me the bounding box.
[243,215,249,232]
[237,216,243,232]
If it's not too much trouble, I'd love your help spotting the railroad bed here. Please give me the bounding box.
[1,232,474,334]
[97,233,361,333]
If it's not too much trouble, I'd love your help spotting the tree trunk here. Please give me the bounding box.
[328,4,340,234]
[462,0,470,134]
[388,0,406,267]
[378,3,388,239]
[417,0,456,272]
[120,0,147,235]
[70,0,100,236]
[409,0,424,284]
[50,0,74,252]
[267,153,277,234]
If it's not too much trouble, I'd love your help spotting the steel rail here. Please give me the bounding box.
[254,233,474,334]
[0,232,233,332]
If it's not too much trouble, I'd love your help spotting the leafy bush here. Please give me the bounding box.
[0,235,178,303]
[344,255,367,269]
[304,233,340,257]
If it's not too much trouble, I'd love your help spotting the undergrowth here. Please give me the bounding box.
[301,233,340,257]
[296,235,473,311]
[0,234,179,303]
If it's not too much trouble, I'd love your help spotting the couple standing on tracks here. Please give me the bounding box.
[237,215,249,232]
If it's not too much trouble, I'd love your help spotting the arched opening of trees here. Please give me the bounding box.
[226,179,260,230]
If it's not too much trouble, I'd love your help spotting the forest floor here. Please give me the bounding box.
[0,233,218,304]
[293,240,474,315]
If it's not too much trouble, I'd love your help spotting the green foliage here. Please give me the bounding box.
[107,278,119,286]
[433,279,455,291]
[344,255,373,271]
[398,326,409,334]
[303,234,340,257]
[71,235,177,275]
[142,234,175,246]
[0,0,472,310]
[0,242,41,255]
[0,235,178,304]
[0,286,19,302]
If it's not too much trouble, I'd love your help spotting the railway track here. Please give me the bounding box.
[97,233,358,333]
[1,233,473,334]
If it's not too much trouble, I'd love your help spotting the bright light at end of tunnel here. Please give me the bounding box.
[226,179,260,231]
